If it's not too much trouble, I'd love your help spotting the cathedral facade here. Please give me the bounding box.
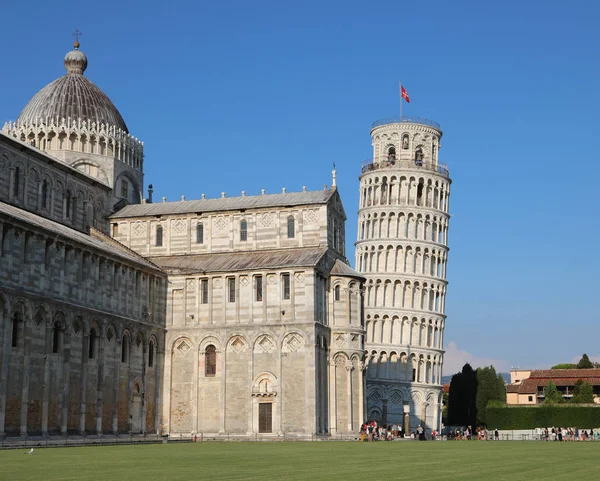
[0,41,365,438]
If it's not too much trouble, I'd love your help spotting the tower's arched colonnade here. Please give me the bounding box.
[356,118,450,434]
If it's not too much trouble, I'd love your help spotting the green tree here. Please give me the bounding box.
[543,380,564,404]
[447,363,478,427]
[577,354,594,369]
[571,379,594,403]
[496,373,507,403]
[551,363,577,370]
[476,366,505,425]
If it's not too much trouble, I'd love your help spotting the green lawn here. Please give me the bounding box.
[1,441,598,481]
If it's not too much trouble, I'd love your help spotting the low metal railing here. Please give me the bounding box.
[372,117,441,130]
[361,159,449,177]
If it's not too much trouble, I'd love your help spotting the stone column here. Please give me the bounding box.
[347,365,353,433]
[20,320,32,436]
[112,339,121,434]
[59,329,71,435]
[126,337,134,433]
[79,331,88,435]
[403,403,410,437]
[154,346,163,435]
[95,327,106,435]
[41,351,50,436]
[328,361,336,435]
[0,306,10,438]
[141,342,148,434]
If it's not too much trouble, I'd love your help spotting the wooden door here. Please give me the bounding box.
[258,403,272,433]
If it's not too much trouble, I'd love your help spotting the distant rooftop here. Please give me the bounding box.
[371,116,441,130]
[111,188,337,218]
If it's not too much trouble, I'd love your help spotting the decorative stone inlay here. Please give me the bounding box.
[351,334,360,347]
[390,390,402,405]
[215,216,227,230]
[267,274,276,285]
[304,209,318,223]
[176,339,191,356]
[369,390,382,403]
[239,276,249,287]
[132,222,146,237]
[213,278,222,288]
[261,213,273,226]
[284,334,302,353]
[172,219,186,234]
[294,272,305,283]
[106,328,114,342]
[229,336,246,353]
[334,333,346,347]
[255,335,274,353]
[186,279,196,290]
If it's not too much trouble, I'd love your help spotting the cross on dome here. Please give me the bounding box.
[72,29,82,49]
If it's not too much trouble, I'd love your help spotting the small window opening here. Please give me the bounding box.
[334,285,340,301]
[240,220,248,242]
[205,345,216,377]
[228,278,236,303]
[89,328,98,359]
[201,279,209,304]
[156,225,163,247]
[148,340,155,367]
[287,215,295,239]
[41,180,48,209]
[11,313,22,348]
[282,273,291,300]
[122,334,130,363]
[52,322,64,354]
[256,275,263,302]
[415,148,423,166]
[121,179,129,199]
[387,146,396,162]
[196,223,204,244]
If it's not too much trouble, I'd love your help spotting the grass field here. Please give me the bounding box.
[1,441,598,481]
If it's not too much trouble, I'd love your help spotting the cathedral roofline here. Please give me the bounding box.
[111,188,338,218]
[0,200,162,273]
[150,247,330,274]
[0,132,111,191]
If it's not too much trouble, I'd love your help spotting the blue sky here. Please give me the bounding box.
[2,0,599,373]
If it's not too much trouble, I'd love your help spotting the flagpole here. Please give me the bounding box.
[399,82,402,121]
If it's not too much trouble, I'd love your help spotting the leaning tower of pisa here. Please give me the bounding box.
[356,116,450,434]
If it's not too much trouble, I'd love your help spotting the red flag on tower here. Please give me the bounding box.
[401,85,410,103]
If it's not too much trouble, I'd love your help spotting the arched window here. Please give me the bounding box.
[240,220,247,241]
[148,340,155,367]
[52,321,64,354]
[41,180,48,209]
[205,345,216,377]
[89,328,98,359]
[387,146,396,162]
[415,148,423,166]
[12,167,20,198]
[334,285,341,301]
[196,223,204,244]
[287,215,295,239]
[65,191,72,219]
[122,333,130,363]
[11,312,22,348]
[156,225,163,247]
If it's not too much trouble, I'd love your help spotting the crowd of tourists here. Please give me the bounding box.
[359,421,437,441]
[541,427,599,441]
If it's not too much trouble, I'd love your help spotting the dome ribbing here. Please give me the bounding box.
[16,45,128,133]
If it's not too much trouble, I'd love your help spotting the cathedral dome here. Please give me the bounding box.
[17,43,129,133]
